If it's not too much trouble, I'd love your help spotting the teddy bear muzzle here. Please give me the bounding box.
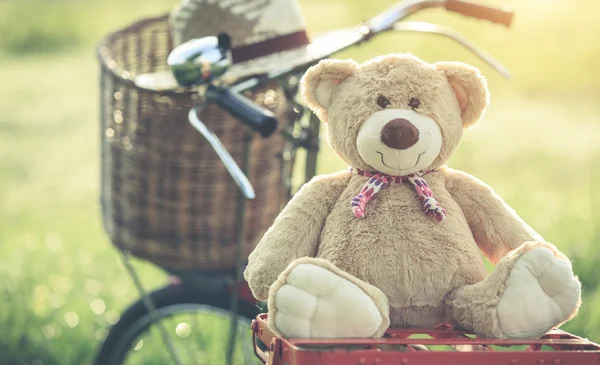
[356,109,443,176]
[380,118,420,150]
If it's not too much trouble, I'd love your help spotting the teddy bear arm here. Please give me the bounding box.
[244,171,351,300]
[442,167,543,264]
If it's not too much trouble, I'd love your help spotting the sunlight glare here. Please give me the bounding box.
[64,312,79,328]
[105,310,120,325]
[85,279,101,295]
[90,299,106,315]
[133,339,143,351]
[176,323,191,338]
[95,328,109,342]
[48,293,64,309]
[42,324,55,339]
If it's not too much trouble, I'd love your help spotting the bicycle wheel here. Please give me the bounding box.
[94,284,260,365]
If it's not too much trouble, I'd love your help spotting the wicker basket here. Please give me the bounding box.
[97,15,289,270]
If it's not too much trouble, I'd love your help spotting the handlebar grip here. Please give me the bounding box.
[209,85,279,138]
[446,0,514,28]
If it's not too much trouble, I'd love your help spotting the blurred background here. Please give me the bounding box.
[1,0,599,364]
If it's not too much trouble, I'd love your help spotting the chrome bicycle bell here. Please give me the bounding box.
[168,33,232,87]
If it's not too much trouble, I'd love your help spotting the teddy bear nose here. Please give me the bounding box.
[380,118,420,150]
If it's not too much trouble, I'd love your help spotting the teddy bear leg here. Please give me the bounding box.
[445,241,581,339]
[267,257,390,338]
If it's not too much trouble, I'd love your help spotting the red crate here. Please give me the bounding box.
[252,314,600,365]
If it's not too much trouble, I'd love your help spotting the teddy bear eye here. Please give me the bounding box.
[408,97,421,110]
[377,95,391,108]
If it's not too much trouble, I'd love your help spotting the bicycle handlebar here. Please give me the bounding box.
[368,0,512,34]
[445,0,513,27]
[207,85,278,138]
[369,0,445,33]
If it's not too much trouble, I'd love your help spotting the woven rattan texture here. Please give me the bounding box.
[98,15,288,270]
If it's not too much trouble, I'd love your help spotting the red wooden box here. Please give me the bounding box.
[252,314,600,365]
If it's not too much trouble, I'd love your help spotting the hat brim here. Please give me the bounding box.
[133,27,364,92]
[224,27,364,82]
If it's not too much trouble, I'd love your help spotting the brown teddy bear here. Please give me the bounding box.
[244,54,581,339]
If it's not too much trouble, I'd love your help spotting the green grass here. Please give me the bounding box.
[1,0,600,364]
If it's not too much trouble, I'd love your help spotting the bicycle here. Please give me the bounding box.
[93,1,600,364]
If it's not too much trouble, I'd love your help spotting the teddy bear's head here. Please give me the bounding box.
[301,54,489,175]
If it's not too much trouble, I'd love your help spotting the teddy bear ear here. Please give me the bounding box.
[300,59,358,122]
[436,61,490,129]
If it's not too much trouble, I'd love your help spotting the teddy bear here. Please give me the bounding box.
[243,53,581,339]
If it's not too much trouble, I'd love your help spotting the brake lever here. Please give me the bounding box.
[188,106,256,200]
[393,21,511,79]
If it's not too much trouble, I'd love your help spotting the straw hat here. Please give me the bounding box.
[168,0,362,83]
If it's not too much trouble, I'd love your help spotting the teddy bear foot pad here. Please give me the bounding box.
[497,246,581,339]
[268,259,389,338]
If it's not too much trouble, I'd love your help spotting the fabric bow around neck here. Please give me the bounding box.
[350,168,446,222]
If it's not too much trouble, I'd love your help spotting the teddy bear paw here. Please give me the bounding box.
[271,263,385,338]
[497,246,581,338]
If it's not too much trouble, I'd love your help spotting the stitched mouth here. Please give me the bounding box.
[377,151,426,171]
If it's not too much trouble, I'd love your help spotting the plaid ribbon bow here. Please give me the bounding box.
[351,168,446,222]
